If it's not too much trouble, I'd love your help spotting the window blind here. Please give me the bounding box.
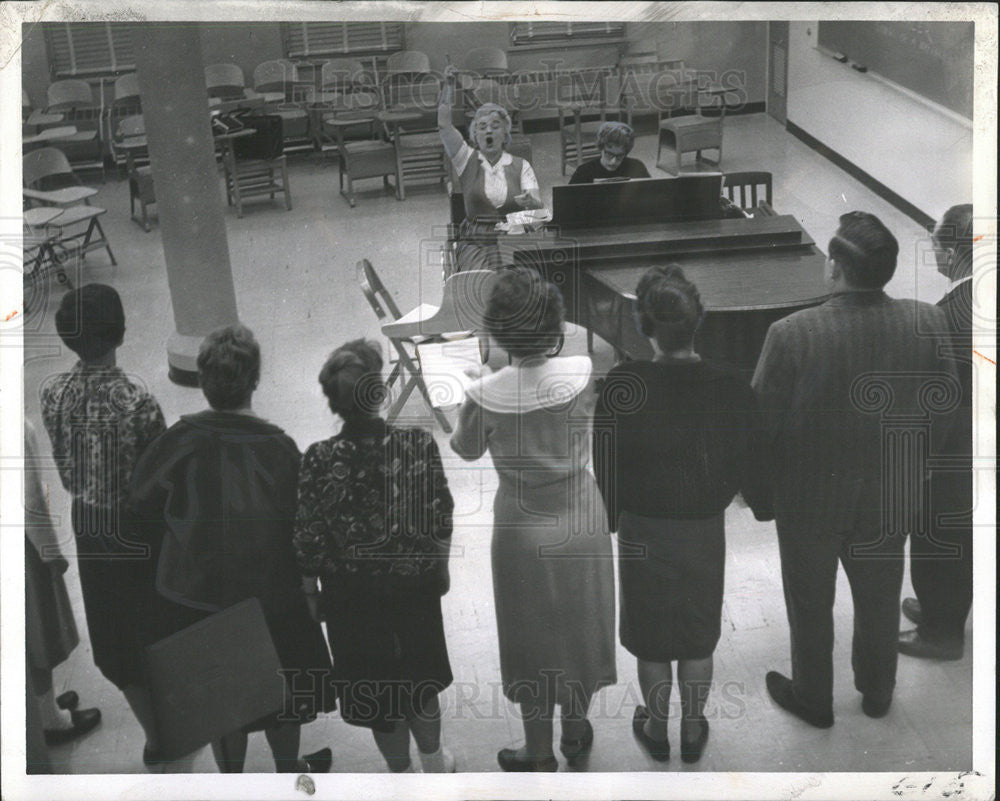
[283,22,404,59]
[510,21,626,46]
[45,22,136,77]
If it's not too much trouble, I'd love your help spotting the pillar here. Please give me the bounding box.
[132,23,239,385]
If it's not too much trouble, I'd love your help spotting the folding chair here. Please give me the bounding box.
[23,148,116,268]
[358,260,494,432]
[23,206,75,303]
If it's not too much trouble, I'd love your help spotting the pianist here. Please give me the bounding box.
[568,121,651,185]
[439,65,542,272]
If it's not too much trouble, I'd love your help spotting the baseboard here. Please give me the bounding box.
[785,120,935,229]
[522,101,766,136]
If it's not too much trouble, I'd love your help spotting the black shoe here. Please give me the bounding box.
[301,747,333,773]
[861,695,892,718]
[560,719,593,766]
[56,690,79,711]
[901,597,923,626]
[143,745,170,767]
[44,708,102,746]
[765,672,834,729]
[898,629,964,661]
[497,748,558,772]
[679,715,710,764]
[631,706,670,762]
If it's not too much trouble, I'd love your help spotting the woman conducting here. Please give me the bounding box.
[294,339,456,774]
[593,265,771,764]
[129,325,333,773]
[568,121,651,184]
[451,267,616,772]
[439,64,543,271]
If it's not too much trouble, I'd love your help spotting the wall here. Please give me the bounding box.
[626,21,767,105]
[785,21,972,222]
[20,24,49,111]
[197,22,284,85]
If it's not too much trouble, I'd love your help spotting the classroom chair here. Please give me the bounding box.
[324,92,402,207]
[657,74,727,174]
[44,79,105,181]
[556,66,629,175]
[22,148,116,269]
[723,171,775,214]
[253,60,313,154]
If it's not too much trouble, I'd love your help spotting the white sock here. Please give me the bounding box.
[418,745,456,773]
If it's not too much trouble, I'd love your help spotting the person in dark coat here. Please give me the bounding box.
[593,265,770,764]
[752,211,959,728]
[900,204,975,660]
[294,339,455,773]
[129,325,333,773]
[568,121,651,185]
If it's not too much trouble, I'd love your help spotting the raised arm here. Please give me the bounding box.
[438,65,465,160]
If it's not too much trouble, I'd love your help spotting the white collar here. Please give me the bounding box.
[948,275,973,292]
[478,150,513,173]
[467,355,592,413]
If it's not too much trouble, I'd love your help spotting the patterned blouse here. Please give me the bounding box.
[39,362,166,510]
[294,417,454,593]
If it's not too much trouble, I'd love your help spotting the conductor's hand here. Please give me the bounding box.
[443,64,460,87]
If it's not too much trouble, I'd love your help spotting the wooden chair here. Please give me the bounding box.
[253,60,313,154]
[221,117,292,217]
[657,75,727,174]
[106,73,143,175]
[44,80,104,181]
[323,93,401,207]
[205,63,250,101]
[310,59,374,157]
[117,115,156,231]
[556,67,627,175]
[382,50,447,192]
[461,47,510,79]
[22,148,116,269]
[359,259,493,431]
[723,171,774,214]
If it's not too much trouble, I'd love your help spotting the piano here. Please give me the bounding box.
[497,176,830,370]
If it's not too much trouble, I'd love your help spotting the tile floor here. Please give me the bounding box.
[23,113,972,775]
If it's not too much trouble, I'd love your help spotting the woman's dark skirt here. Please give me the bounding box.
[322,579,452,733]
[455,218,504,272]
[617,510,726,662]
[72,500,166,690]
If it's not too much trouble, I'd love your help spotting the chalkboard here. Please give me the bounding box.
[817,21,973,119]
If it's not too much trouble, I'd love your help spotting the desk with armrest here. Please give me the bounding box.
[496,177,829,370]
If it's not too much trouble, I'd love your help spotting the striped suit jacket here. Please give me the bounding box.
[752,291,959,539]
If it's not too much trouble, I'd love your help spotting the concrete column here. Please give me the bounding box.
[132,23,239,385]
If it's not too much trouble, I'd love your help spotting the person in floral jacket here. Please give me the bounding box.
[294,339,455,774]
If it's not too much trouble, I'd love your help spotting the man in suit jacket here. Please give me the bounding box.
[900,204,975,660]
[752,211,959,727]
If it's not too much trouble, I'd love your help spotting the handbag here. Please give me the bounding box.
[143,597,285,760]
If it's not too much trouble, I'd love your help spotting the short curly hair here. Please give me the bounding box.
[596,121,636,154]
[319,338,387,419]
[470,102,513,149]
[634,264,704,352]
[197,324,261,410]
[484,267,564,358]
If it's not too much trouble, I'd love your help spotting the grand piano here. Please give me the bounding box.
[497,175,830,370]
